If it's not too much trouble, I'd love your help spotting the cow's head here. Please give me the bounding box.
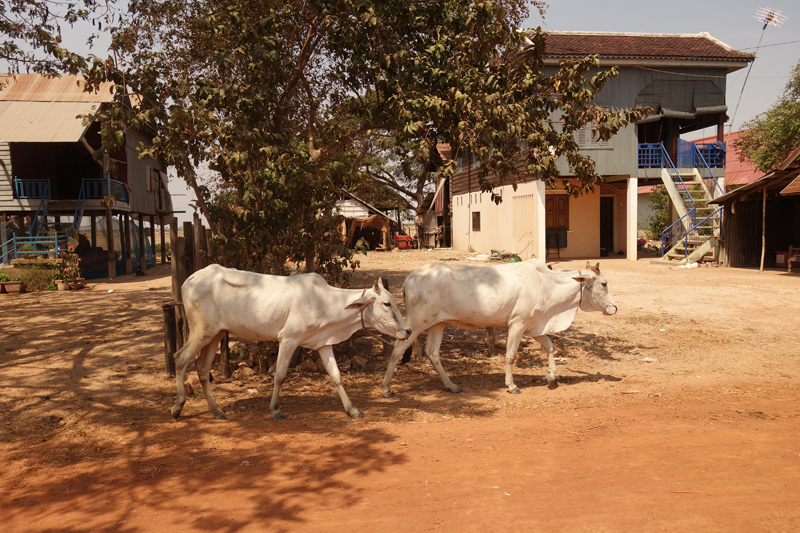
[346,278,412,340]
[572,262,618,315]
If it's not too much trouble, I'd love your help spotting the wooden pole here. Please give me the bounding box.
[219,332,231,379]
[123,214,133,275]
[486,327,497,357]
[159,215,166,264]
[162,302,178,375]
[170,216,180,301]
[760,187,767,272]
[183,221,194,278]
[175,236,186,302]
[193,213,206,272]
[90,215,96,248]
[138,213,146,272]
[149,214,156,265]
[206,228,216,264]
[105,205,115,279]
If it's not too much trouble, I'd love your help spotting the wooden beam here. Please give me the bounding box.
[760,186,767,272]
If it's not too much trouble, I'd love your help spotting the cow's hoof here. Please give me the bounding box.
[214,413,228,420]
[170,408,181,420]
[383,391,395,398]
[508,387,522,395]
[452,386,463,394]
[272,412,286,421]
[349,410,365,419]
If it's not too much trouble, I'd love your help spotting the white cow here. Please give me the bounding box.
[171,264,411,420]
[382,259,617,397]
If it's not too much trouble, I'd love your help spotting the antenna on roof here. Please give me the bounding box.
[753,7,787,29]
[727,7,788,142]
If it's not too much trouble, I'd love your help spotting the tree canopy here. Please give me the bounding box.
[83,0,647,275]
[0,0,114,75]
[735,59,800,173]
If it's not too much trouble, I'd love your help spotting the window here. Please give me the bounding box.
[513,194,536,240]
[472,212,481,232]
[545,194,569,229]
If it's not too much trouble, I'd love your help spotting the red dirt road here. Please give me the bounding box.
[1,251,799,532]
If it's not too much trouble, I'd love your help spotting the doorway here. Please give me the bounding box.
[600,197,614,255]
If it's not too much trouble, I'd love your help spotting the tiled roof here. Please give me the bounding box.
[694,131,760,186]
[541,32,754,62]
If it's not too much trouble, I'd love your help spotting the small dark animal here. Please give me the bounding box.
[135,266,146,277]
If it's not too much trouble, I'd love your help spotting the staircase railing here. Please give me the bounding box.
[69,180,87,240]
[660,143,696,215]
[0,233,69,262]
[661,208,697,259]
[693,145,724,200]
[14,178,52,237]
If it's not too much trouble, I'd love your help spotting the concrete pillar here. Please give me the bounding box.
[627,177,638,261]
[532,180,547,261]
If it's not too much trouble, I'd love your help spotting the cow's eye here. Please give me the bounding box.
[383,302,391,307]
[601,282,607,288]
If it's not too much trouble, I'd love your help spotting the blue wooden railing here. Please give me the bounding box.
[693,146,724,200]
[13,178,50,199]
[662,209,697,259]
[638,143,664,168]
[83,178,129,202]
[639,141,725,169]
[0,233,69,263]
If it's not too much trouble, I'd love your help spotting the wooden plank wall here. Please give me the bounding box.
[722,196,800,268]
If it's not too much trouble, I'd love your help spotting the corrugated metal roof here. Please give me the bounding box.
[0,101,101,142]
[781,176,800,196]
[0,73,114,102]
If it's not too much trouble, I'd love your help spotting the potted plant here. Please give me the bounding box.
[55,246,82,290]
[1,273,25,294]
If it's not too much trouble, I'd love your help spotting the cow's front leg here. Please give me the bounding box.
[505,325,526,394]
[425,323,462,393]
[534,335,557,387]
[269,340,298,420]
[318,345,363,418]
[171,335,209,419]
[382,335,417,398]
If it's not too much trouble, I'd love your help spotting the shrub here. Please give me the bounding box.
[646,185,670,240]
[19,265,56,292]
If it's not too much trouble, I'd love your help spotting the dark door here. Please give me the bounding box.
[600,197,614,253]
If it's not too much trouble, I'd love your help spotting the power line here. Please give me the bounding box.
[740,38,800,50]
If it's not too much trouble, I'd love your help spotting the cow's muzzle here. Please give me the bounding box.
[395,328,412,340]
[604,305,618,315]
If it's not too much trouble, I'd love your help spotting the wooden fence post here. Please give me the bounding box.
[163,302,178,375]
[219,332,231,378]
[170,217,180,301]
[486,327,497,357]
[182,221,194,280]
[193,214,206,272]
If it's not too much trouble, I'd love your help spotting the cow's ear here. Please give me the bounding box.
[572,275,592,284]
[346,295,376,310]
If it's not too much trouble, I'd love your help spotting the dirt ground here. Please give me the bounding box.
[1,250,799,533]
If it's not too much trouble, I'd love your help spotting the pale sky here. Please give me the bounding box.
[32,2,800,222]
